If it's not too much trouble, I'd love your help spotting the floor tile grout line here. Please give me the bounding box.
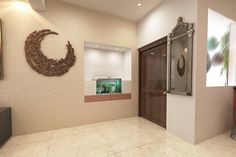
[1,117,236,157]
[1,117,166,148]
[94,117,171,156]
[96,125,117,156]
[112,137,165,155]
[45,132,53,157]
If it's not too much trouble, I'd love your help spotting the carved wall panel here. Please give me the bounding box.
[24,29,76,76]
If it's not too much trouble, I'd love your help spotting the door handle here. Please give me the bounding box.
[162,91,167,95]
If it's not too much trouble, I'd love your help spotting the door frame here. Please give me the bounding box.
[138,36,167,127]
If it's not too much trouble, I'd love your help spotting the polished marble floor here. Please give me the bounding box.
[0,117,235,157]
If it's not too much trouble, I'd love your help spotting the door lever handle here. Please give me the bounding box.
[163,91,167,95]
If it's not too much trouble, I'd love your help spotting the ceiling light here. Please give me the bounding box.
[137,2,142,7]
[15,1,31,11]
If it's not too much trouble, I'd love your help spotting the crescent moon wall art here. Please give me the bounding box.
[24,29,76,76]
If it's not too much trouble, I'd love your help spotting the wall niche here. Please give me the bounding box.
[84,41,132,102]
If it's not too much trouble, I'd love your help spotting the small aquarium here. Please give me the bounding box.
[96,79,122,94]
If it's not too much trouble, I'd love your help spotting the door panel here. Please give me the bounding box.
[139,38,167,128]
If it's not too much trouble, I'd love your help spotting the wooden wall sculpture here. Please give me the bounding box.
[24,29,76,76]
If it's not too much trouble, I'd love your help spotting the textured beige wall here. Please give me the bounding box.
[138,0,197,144]
[0,0,138,135]
[195,0,235,143]
[138,0,235,144]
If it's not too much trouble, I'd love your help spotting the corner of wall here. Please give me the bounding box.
[194,0,235,143]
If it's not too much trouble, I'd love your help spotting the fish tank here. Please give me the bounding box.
[96,78,122,94]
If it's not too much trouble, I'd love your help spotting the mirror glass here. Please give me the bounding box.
[171,35,189,92]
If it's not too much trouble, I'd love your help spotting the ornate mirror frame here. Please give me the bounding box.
[167,17,194,96]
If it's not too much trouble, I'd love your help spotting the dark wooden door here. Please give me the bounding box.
[139,37,167,128]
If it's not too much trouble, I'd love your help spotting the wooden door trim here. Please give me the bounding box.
[138,36,167,53]
[138,36,167,128]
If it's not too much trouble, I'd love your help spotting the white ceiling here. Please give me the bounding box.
[29,0,46,11]
[57,0,163,21]
[85,41,130,52]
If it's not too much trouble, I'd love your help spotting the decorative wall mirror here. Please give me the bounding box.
[167,17,194,96]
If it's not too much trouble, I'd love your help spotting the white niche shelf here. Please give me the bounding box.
[84,41,132,102]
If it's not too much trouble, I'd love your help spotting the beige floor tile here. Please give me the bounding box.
[0,140,50,157]
[158,136,196,154]
[105,130,157,153]
[51,131,107,146]
[0,147,11,157]
[185,138,236,157]
[207,132,236,150]
[3,131,52,147]
[52,124,97,138]
[107,155,121,157]
[48,137,114,157]
[118,141,185,157]
[51,127,75,138]
[1,117,235,157]
[49,130,114,157]
[99,120,165,153]
[96,122,129,131]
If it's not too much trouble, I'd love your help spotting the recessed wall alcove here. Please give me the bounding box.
[84,41,132,102]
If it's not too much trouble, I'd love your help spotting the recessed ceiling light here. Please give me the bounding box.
[137,2,142,7]
[15,1,31,11]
